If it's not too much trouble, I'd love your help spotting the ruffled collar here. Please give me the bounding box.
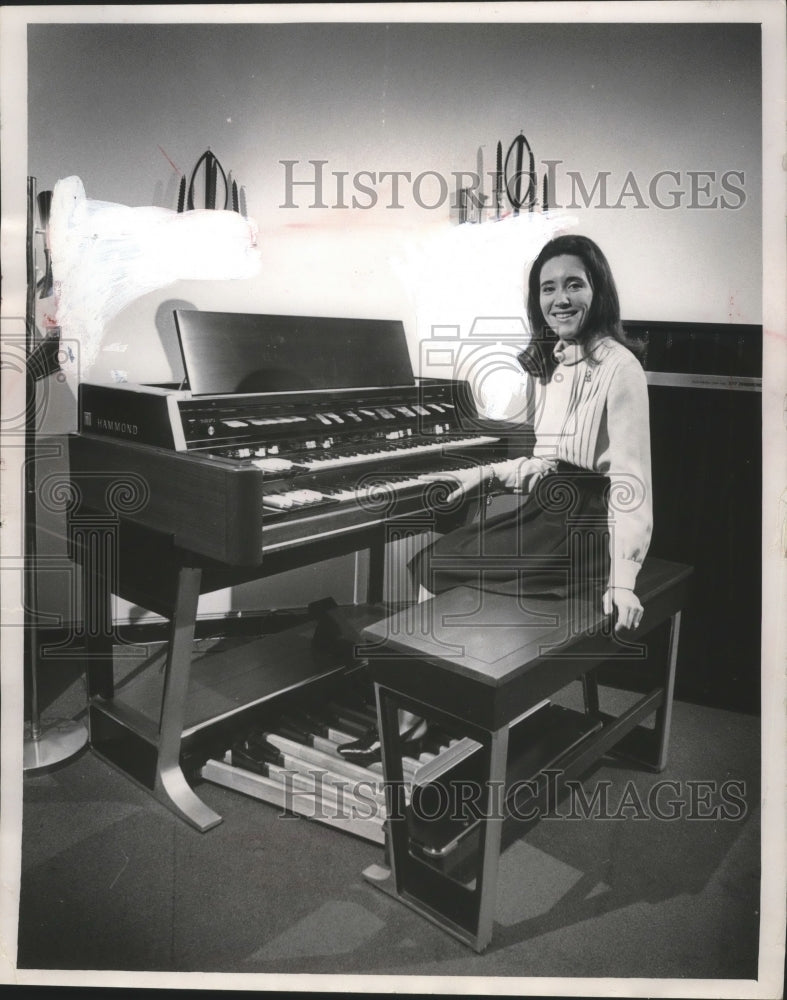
[553,336,613,367]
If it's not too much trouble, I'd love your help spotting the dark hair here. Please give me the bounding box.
[519,234,643,381]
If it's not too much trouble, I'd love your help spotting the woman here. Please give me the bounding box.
[340,234,651,764]
[412,233,652,632]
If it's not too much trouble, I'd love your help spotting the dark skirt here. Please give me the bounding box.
[409,463,611,599]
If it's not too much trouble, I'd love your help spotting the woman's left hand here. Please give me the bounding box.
[602,587,644,633]
[418,465,486,503]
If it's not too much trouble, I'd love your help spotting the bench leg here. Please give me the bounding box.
[582,670,600,716]
[471,724,508,950]
[652,609,681,771]
[605,611,682,772]
[363,684,508,952]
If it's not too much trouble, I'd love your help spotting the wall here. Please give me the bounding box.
[24,17,762,622]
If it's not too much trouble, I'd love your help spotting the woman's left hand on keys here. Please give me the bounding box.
[603,587,644,633]
[418,465,486,503]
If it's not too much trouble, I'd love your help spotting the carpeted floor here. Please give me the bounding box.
[16,685,761,987]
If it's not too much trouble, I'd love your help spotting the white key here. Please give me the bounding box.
[253,456,295,472]
[297,435,498,470]
[262,494,294,509]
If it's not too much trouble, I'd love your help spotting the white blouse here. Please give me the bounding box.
[529,336,653,591]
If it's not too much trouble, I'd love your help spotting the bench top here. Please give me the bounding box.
[362,557,692,690]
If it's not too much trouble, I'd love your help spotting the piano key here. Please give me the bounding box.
[71,378,503,570]
[244,736,388,803]
[263,760,387,817]
[265,468,473,515]
[262,495,295,510]
[296,434,499,470]
[252,456,296,472]
[288,710,358,745]
[263,732,391,785]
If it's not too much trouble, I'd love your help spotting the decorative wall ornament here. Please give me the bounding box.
[456,132,546,224]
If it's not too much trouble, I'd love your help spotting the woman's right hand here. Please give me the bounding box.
[418,456,556,504]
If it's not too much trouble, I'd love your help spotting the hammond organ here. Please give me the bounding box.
[71,310,502,566]
[72,377,499,566]
[67,311,503,830]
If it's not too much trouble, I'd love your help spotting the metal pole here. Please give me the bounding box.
[23,175,87,772]
[25,176,41,741]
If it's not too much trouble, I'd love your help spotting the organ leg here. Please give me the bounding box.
[153,564,223,831]
[366,529,386,604]
[81,527,224,832]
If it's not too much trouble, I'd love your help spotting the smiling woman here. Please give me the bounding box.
[411,234,653,635]
[339,234,654,766]
[538,254,594,340]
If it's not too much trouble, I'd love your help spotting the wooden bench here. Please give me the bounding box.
[359,556,692,952]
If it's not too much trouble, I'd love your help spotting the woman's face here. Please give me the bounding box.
[538,254,593,341]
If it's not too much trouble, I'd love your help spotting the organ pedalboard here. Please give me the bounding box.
[201,693,486,848]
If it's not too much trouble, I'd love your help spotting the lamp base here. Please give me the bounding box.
[23,718,88,773]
